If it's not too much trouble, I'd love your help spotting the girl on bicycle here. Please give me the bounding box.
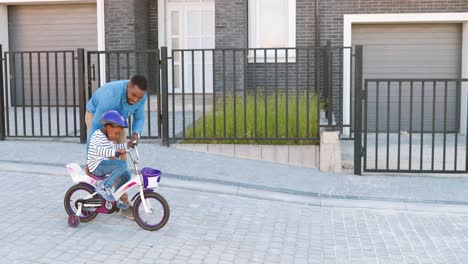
[87,110,135,209]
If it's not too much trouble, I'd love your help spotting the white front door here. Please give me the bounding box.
[166,0,214,94]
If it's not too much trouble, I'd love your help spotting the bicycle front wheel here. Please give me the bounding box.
[133,192,170,231]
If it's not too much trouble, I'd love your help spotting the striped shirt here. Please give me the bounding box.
[87,129,127,172]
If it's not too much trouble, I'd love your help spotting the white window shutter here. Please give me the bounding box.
[249,0,296,62]
[259,0,287,47]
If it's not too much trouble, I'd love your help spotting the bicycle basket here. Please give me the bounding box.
[141,167,161,189]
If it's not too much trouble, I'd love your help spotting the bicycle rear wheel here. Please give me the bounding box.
[64,184,98,223]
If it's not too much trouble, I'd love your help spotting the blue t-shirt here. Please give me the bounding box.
[86,80,147,146]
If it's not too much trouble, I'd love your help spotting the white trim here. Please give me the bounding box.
[0,5,9,107]
[343,12,468,136]
[96,0,104,51]
[165,1,215,93]
[462,22,468,135]
[0,0,94,4]
[158,0,166,48]
[96,0,106,85]
[0,5,8,53]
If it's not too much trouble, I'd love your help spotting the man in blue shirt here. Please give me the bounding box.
[85,75,148,220]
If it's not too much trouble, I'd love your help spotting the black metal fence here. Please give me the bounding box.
[355,78,468,174]
[0,44,357,146]
[86,50,162,139]
[167,47,319,144]
[2,48,81,138]
[321,42,354,139]
[164,46,356,144]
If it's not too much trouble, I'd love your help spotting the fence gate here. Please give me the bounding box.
[86,50,162,140]
[356,77,468,174]
[0,48,83,139]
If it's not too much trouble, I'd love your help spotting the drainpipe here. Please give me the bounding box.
[315,0,320,97]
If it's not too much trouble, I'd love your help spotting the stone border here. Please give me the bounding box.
[172,143,320,168]
[171,131,343,172]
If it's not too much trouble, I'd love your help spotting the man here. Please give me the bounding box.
[85,75,148,220]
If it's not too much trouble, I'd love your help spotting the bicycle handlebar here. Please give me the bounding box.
[126,144,140,163]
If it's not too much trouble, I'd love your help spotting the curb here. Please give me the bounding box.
[1,163,468,214]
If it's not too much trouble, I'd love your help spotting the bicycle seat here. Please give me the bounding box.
[85,165,106,180]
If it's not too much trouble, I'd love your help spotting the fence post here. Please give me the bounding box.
[156,50,162,139]
[0,45,5,141]
[77,48,87,144]
[160,47,169,146]
[354,45,363,175]
[325,41,333,127]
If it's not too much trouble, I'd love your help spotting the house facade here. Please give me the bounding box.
[3,0,466,80]
[0,0,467,133]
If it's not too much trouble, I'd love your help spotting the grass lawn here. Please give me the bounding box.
[182,92,320,145]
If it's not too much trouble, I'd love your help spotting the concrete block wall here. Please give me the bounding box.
[173,143,321,169]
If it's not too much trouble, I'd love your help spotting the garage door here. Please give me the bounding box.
[8,4,97,106]
[352,23,462,132]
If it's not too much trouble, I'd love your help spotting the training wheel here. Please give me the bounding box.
[68,215,80,228]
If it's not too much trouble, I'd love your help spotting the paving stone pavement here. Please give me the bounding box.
[1,171,467,264]
[1,140,468,206]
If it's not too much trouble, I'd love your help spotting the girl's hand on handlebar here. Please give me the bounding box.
[115,149,126,157]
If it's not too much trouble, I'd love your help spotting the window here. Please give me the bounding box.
[248,0,296,62]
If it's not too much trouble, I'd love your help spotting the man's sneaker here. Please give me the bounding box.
[116,200,129,210]
[95,182,115,202]
[120,207,135,221]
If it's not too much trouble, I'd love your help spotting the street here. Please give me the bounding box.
[0,171,467,264]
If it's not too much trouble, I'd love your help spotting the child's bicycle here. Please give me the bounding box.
[64,145,170,231]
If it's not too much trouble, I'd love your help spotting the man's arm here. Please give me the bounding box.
[86,95,98,114]
[131,96,147,136]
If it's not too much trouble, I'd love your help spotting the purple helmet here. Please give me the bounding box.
[100,110,128,128]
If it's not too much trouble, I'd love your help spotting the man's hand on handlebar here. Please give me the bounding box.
[127,139,136,149]
[130,132,140,146]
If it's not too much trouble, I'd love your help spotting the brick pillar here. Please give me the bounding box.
[215,0,247,92]
[104,0,158,93]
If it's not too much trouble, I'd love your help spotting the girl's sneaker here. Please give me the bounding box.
[95,181,115,202]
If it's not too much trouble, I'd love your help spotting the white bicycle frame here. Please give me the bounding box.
[66,146,155,216]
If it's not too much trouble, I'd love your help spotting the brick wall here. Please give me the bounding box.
[215,0,248,49]
[214,0,248,92]
[104,0,158,93]
[104,0,136,51]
